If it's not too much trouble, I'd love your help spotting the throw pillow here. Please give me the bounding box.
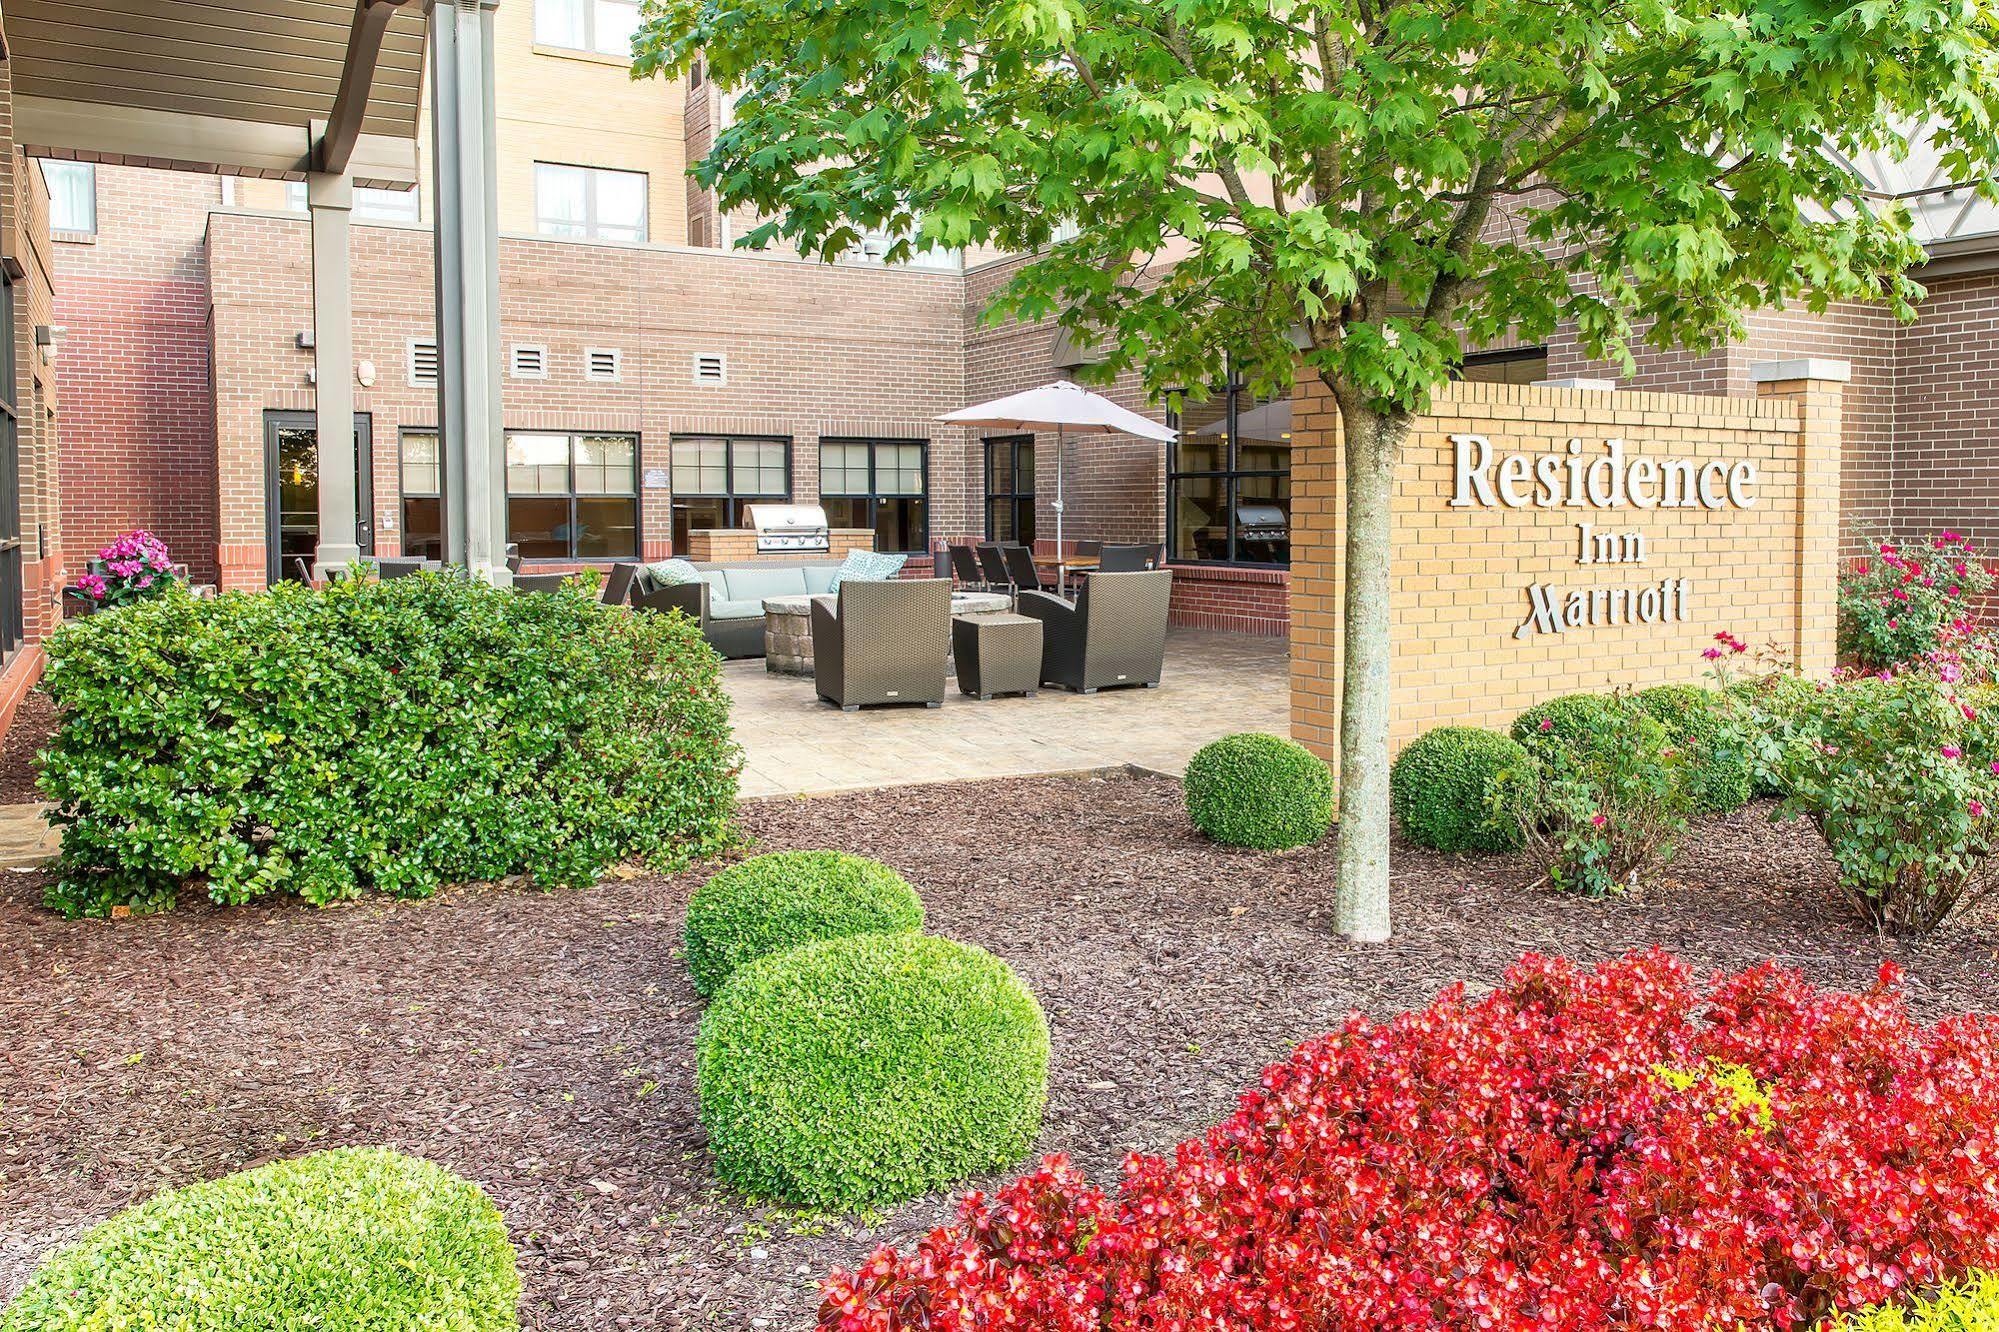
[828,549,907,592]
[648,558,703,587]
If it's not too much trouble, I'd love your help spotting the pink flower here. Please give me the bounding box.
[1941,746,1963,759]
[1590,813,1608,829]
[1988,760,1999,775]
[1888,619,1900,629]
[1970,799,1987,819]
[1539,719,1554,732]
[1702,647,1724,660]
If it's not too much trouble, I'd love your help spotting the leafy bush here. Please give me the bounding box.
[1183,732,1333,850]
[1839,532,1996,671]
[1389,726,1526,853]
[698,932,1048,1210]
[824,952,1999,1329]
[1501,691,1689,896]
[1747,672,1999,935]
[1635,683,1754,814]
[0,1147,519,1332]
[1832,1272,1999,1330]
[40,573,739,917]
[684,849,922,997]
[74,529,180,610]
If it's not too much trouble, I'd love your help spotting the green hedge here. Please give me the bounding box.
[697,932,1049,1209]
[1390,727,1527,853]
[1634,684,1754,814]
[39,575,739,917]
[684,849,922,997]
[1183,732,1334,850]
[1829,1271,1999,1329]
[0,1148,519,1332]
[1510,692,1617,753]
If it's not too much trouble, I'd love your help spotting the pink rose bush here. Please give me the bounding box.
[1837,533,1996,674]
[76,530,178,610]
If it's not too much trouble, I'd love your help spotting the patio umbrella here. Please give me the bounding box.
[938,381,1177,559]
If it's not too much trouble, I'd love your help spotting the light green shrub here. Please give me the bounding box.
[39,574,739,917]
[1830,1271,1999,1329]
[1634,683,1754,814]
[684,849,922,997]
[1389,726,1528,853]
[1183,732,1334,850]
[697,932,1049,1210]
[0,1148,519,1332]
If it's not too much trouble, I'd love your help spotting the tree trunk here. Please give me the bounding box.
[1333,393,1409,942]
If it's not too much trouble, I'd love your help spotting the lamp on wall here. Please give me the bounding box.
[35,324,61,363]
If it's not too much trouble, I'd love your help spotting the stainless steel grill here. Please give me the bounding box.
[747,503,831,553]
[1236,503,1289,544]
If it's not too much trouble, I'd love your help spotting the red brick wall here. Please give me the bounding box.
[52,166,221,582]
[1886,271,1999,552]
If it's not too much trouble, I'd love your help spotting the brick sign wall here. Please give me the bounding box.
[1290,369,1845,758]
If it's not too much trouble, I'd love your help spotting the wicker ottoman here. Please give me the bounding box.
[952,612,1042,700]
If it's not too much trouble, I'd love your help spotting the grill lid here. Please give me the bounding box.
[746,503,829,533]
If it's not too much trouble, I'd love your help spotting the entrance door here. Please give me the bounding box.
[265,411,373,583]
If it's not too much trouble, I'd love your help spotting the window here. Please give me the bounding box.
[534,0,639,57]
[41,160,95,235]
[984,435,1035,543]
[400,430,442,561]
[585,347,623,381]
[407,339,439,387]
[505,431,639,559]
[510,344,549,379]
[534,163,648,242]
[282,180,419,222]
[0,270,20,658]
[692,352,726,385]
[1456,347,1549,384]
[1167,368,1291,566]
[820,438,927,554]
[669,435,790,550]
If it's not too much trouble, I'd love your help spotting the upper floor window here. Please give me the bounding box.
[534,163,648,243]
[534,0,640,58]
[41,160,96,235]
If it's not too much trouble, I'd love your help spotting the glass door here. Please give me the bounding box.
[264,411,373,583]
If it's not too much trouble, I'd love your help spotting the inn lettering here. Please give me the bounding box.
[1445,433,1757,641]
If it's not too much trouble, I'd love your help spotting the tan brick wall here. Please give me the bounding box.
[1289,376,1843,759]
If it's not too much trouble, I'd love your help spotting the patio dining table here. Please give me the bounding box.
[1031,555,1098,596]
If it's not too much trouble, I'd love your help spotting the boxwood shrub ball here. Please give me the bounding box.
[1634,684,1755,815]
[696,932,1049,1210]
[1389,726,1529,853]
[0,1148,520,1332]
[1183,732,1334,850]
[683,849,923,997]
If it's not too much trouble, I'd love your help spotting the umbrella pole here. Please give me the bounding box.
[1055,423,1065,572]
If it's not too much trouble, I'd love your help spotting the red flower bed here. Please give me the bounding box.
[821,952,1999,1330]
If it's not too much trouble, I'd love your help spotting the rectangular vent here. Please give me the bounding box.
[693,352,727,385]
[407,338,439,387]
[585,346,623,382]
[510,344,548,379]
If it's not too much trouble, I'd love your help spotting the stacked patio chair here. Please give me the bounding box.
[1016,568,1173,693]
[948,544,989,591]
[601,561,642,606]
[975,543,1013,591]
[812,577,952,710]
[1095,543,1156,573]
[1000,544,1047,594]
[375,557,430,580]
[512,572,569,594]
[504,544,523,574]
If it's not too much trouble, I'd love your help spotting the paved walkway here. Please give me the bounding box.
[730,629,1291,799]
[0,801,57,867]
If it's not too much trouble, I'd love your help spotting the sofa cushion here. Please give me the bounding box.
[719,566,811,603]
[802,566,840,595]
[710,597,766,621]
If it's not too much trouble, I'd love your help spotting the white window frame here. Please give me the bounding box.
[533,0,640,57]
[407,338,439,387]
[41,160,97,236]
[533,163,649,243]
[584,347,624,383]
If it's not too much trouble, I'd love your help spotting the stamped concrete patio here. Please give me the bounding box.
[729,629,1290,798]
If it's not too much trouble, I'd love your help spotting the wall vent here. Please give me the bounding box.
[692,352,727,385]
[585,346,623,382]
[510,343,548,379]
[407,338,439,387]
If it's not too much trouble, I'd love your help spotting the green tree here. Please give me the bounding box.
[635,0,1999,939]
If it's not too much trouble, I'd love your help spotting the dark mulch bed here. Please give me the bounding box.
[2,771,1996,1329]
[0,689,56,804]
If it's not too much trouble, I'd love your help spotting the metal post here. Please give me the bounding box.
[308,170,362,579]
[428,0,507,582]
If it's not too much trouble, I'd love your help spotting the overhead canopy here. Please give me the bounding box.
[7,0,426,188]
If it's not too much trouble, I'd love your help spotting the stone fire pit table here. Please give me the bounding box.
[763,590,1013,676]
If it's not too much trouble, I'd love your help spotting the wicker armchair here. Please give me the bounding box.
[1016,568,1173,693]
[811,578,952,711]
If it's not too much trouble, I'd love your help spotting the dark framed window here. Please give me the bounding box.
[400,429,442,561]
[670,435,790,550]
[820,438,928,553]
[1166,368,1291,567]
[0,271,19,657]
[505,430,639,559]
[984,435,1035,543]
[1455,346,1549,384]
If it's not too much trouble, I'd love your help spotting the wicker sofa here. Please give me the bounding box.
[1016,568,1174,693]
[633,560,847,658]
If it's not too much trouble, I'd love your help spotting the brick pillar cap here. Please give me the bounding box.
[1534,377,1618,392]
[1749,358,1851,384]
